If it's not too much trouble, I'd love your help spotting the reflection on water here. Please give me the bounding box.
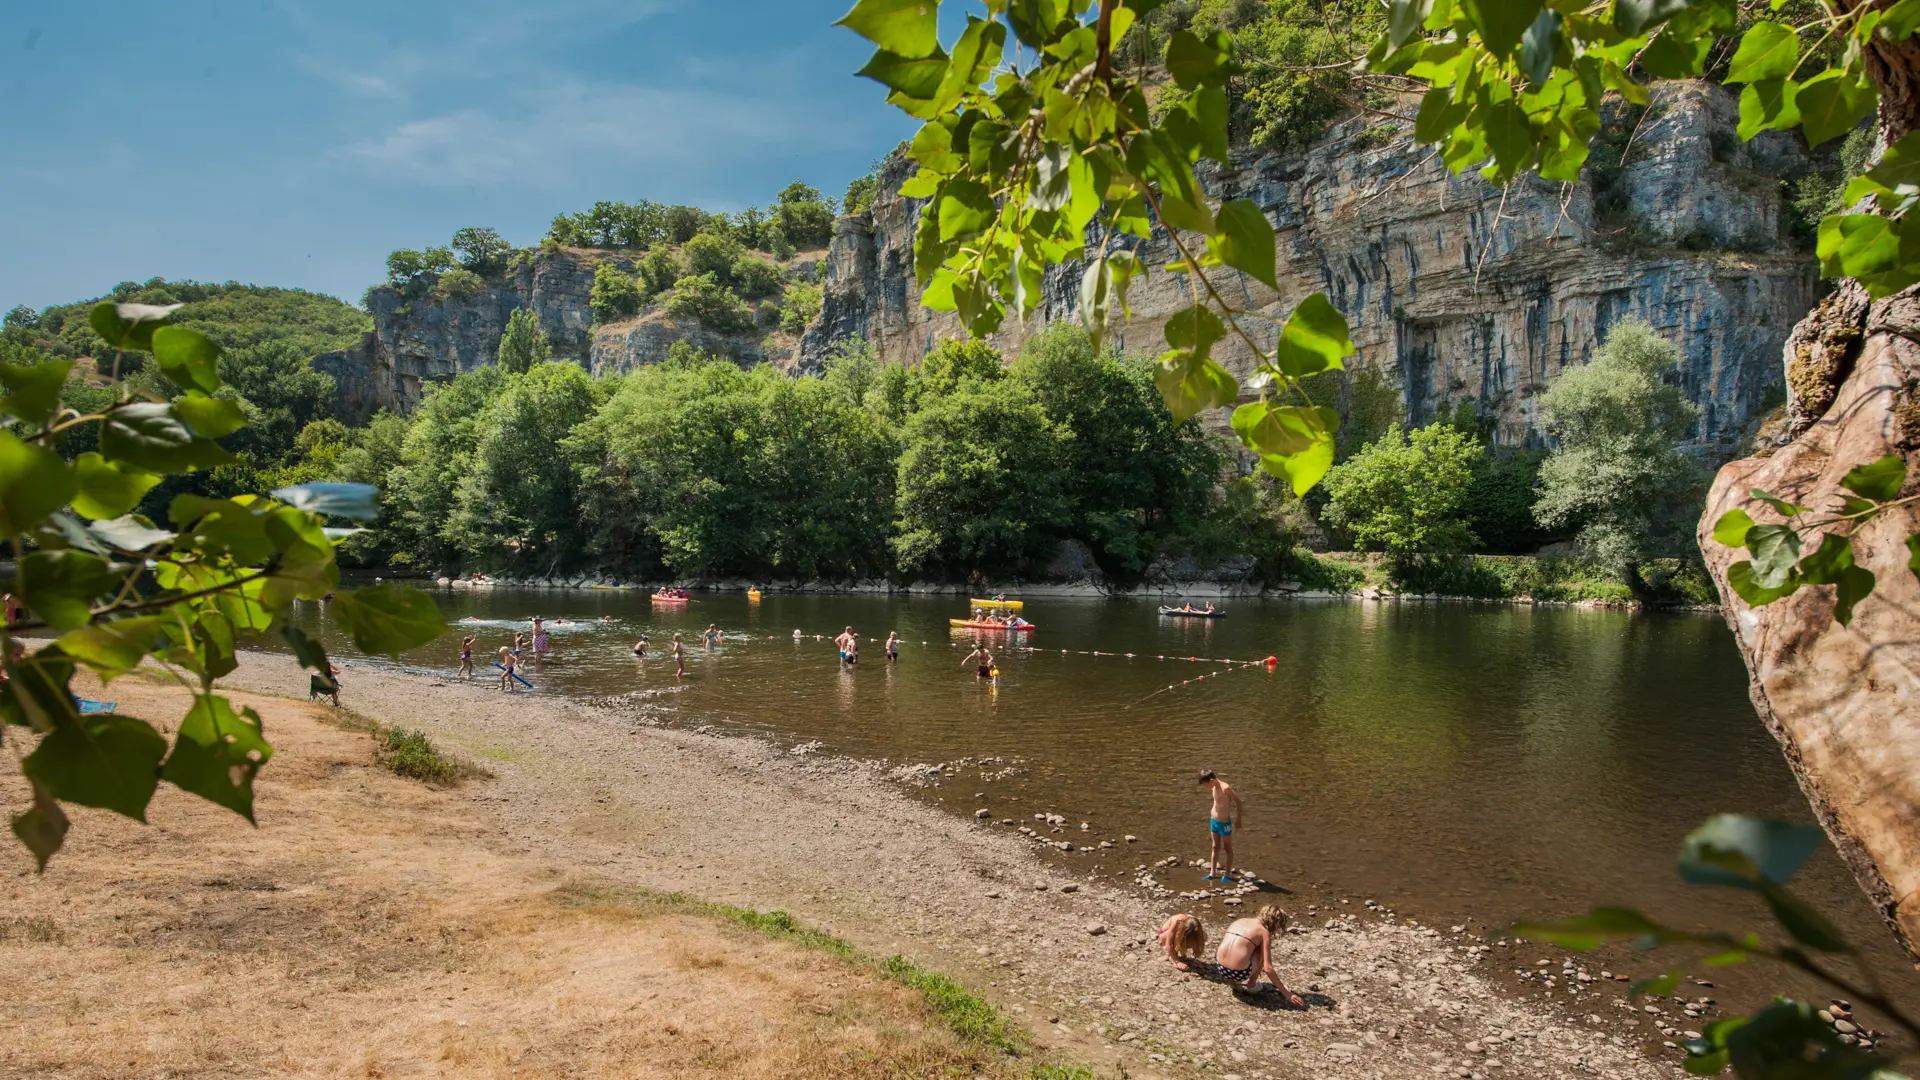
[291,587,1916,1002]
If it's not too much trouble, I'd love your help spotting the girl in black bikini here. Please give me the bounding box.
[1215,905,1304,1005]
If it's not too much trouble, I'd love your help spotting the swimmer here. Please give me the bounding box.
[704,623,720,649]
[632,635,648,658]
[961,644,994,680]
[672,632,686,679]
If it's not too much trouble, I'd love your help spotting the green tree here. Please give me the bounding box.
[663,205,711,244]
[497,307,553,375]
[779,282,823,334]
[1010,325,1221,578]
[450,226,511,275]
[664,273,753,332]
[773,181,837,249]
[893,377,1073,579]
[589,262,644,323]
[683,231,744,280]
[636,249,681,296]
[443,362,604,572]
[1323,423,1483,560]
[1533,319,1702,594]
[917,338,1004,395]
[731,255,784,299]
[387,365,511,568]
[385,247,457,299]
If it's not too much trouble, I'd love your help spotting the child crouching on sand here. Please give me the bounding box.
[1156,913,1207,972]
[1215,905,1303,1006]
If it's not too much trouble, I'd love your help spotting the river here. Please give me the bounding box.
[291,586,1919,1011]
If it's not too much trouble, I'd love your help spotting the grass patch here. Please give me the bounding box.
[556,883,1028,1056]
[376,726,491,786]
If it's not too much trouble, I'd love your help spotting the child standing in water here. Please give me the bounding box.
[458,636,475,679]
[672,632,686,679]
[497,646,516,691]
[704,623,721,649]
[1198,770,1244,881]
[885,631,899,663]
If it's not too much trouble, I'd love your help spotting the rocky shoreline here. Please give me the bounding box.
[217,650,1692,1079]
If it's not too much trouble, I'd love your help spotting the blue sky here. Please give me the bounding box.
[1,0,921,311]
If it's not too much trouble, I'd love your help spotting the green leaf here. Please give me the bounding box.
[856,47,950,100]
[1845,131,1920,207]
[938,179,996,240]
[1679,814,1823,890]
[1164,303,1225,360]
[1758,882,1851,952]
[1746,522,1801,588]
[1166,29,1232,90]
[1795,69,1877,148]
[149,325,222,395]
[88,301,180,351]
[1725,21,1800,84]
[271,482,380,522]
[1641,27,1712,78]
[1614,0,1695,35]
[1414,85,1463,144]
[1840,454,1905,501]
[0,430,79,536]
[1235,404,1339,496]
[1882,0,1920,41]
[11,777,69,872]
[1630,972,1680,999]
[88,514,175,551]
[284,624,331,674]
[19,550,124,631]
[332,584,447,657]
[1711,507,1755,547]
[1519,9,1562,85]
[172,393,248,438]
[834,0,939,58]
[1737,77,1800,141]
[58,616,169,679]
[23,712,166,821]
[1079,257,1113,351]
[1207,199,1278,291]
[1816,213,1920,296]
[0,359,75,428]
[1509,907,1669,951]
[1272,293,1356,378]
[2,645,79,734]
[1908,533,1920,584]
[930,16,1003,110]
[1795,533,1876,625]
[1749,488,1810,516]
[1388,0,1433,48]
[162,694,272,822]
[1727,559,1801,605]
[1007,0,1069,48]
[1461,0,1541,57]
[99,403,233,473]
[1155,348,1237,423]
[1480,94,1537,179]
[71,453,161,521]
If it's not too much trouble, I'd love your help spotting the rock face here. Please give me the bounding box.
[1697,282,1920,961]
[801,80,1821,451]
[313,248,773,422]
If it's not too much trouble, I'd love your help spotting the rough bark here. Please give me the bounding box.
[1698,283,1920,964]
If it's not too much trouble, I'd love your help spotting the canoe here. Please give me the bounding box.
[970,598,1023,611]
[1158,606,1225,618]
[652,593,690,603]
[950,619,1035,631]
[590,584,638,591]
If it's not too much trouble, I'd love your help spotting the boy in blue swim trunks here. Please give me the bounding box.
[1198,770,1244,881]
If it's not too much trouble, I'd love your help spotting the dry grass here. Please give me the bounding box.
[0,676,1047,1080]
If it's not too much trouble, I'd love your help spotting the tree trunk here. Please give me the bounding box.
[1698,281,1920,964]
[1696,10,1920,967]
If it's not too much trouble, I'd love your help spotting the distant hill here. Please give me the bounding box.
[3,278,370,367]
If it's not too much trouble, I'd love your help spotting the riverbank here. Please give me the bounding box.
[108,651,1689,1080]
[414,551,1719,611]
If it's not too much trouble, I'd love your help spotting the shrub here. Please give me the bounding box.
[731,255,784,299]
[683,231,744,280]
[636,248,681,295]
[497,307,552,374]
[663,272,753,332]
[779,282,823,333]
[428,266,486,303]
[386,247,457,299]
[663,204,711,244]
[773,181,836,249]
[590,261,644,321]
[376,727,490,785]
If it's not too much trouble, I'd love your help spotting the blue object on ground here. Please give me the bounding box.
[76,699,117,714]
[492,662,534,689]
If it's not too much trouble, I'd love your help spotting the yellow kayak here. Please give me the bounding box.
[748,590,762,601]
[970,598,1023,611]
[951,618,1035,631]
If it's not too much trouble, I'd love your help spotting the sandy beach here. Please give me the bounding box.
[4,652,1687,1079]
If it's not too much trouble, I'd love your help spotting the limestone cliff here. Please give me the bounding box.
[313,248,800,423]
[800,80,1823,452]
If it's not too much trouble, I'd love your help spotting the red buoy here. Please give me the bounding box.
[1265,655,1278,669]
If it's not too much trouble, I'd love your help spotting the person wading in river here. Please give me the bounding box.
[961,644,995,681]
[672,632,686,680]
[1215,905,1303,1005]
[835,626,858,667]
[1199,770,1244,881]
